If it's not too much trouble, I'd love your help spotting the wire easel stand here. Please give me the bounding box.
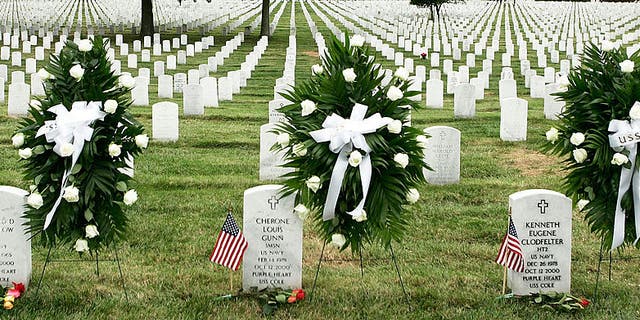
[309,242,411,310]
[33,243,129,302]
[592,237,640,302]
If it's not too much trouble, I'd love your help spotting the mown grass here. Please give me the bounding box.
[0,1,639,319]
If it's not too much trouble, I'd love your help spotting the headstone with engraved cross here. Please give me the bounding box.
[507,189,572,296]
[243,185,302,291]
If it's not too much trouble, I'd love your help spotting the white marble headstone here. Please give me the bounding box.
[500,98,528,142]
[182,84,204,115]
[426,79,444,109]
[423,126,461,185]
[508,189,571,296]
[453,83,475,118]
[242,185,302,291]
[152,102,179,141]
[7,83,30,116]
[0,186,31,289]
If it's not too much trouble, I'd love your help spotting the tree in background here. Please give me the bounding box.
[410,0,454,20]
[260,0,270,37]
[141,0,271,38]
[141,0,154,37]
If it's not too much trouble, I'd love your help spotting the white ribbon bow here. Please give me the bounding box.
[608,119,640,250]
[310,103,392,221]
[35,101,106,230]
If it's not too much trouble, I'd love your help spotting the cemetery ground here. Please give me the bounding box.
[1,2,640,319]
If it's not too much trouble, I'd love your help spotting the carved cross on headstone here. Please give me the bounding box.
[268,195,279,210]
[537,200,549,214]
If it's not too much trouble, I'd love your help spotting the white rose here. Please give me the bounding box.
[611,153,629,166]
[394,67,410,81]
[104,99,118,114]
[11,133,24,148]
[18,148,32,159]
[62,185,80,203]
[387,120,402,134]
[30,99,42,110]
[570,132,585,146]
[620,60,634,73]
[37,68,50,80]
[342,68,357,83]
[135,134,149,149]
[406,188,420,204]
[123,189,138,205]
[60,142,74,157]
[292,143,307,157]
[119,74,135,88]
[77,39,93,52]
[108,143,122,157]
[573,148,588,163]
[387,86,404,101]
[629,101,640,120]
[301,99,317,116]
[416,135,428,149]
[85,225,99,238]
[306,176,321,193]
[293,204,309,220]
[348,150,362,167]
[276,133,290,147]
[350,34,365,47]
[577,199,590,211]
[74,239,89,252]
[546,128,560,144]
[352,209,367,222]
[331,233,347,248]
[27,192,43,209]
[69,64,84,81]
[311,64,324,75]
[394,153,409,168]
[601,40,615,52]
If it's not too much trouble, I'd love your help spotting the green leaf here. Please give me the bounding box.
[33,145,46,155]
[71,163,82,174]
[116,181,128,192]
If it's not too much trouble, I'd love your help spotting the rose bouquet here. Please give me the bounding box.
[12,37,146,252]
[542,41,640,250]
[273,34,429,252]
[2,282,25,310]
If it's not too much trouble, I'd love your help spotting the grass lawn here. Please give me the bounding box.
[0,1,639,319]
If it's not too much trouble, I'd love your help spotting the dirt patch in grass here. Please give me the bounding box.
[503,149,562,177]
[303,51,319,57]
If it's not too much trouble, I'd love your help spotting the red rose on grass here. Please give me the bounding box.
[12,282,25,294]
[292,289,305,300]
[580,298,590,308]
[287,296,297,304]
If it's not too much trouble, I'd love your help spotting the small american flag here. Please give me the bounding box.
[209,211,248,271]
[495,217,525,272]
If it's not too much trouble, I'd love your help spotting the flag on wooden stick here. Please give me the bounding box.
[210,211,248,271]
[495,217,525,273]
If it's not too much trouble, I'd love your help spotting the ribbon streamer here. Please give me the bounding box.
[36,101,106,230]
[310,103,392,221]
[608,119,640,250]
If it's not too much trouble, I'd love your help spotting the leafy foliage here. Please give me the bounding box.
[273,35,429,252]
[541,42,640,249]
[14,37,145,251]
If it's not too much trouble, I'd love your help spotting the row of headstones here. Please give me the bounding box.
[240,183,574,294]
[0,182,577,296]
